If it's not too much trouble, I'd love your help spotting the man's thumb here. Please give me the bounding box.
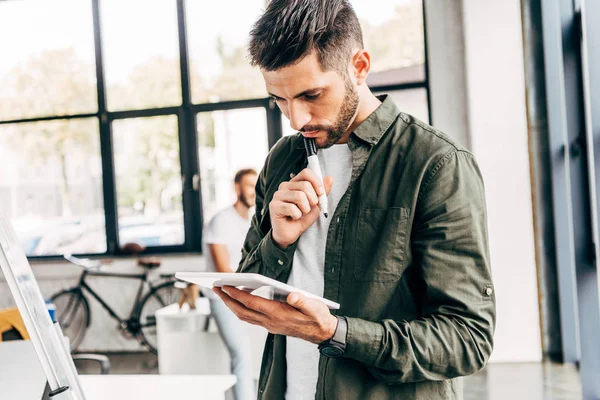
[287,293,320,318]
[288,292,304,308]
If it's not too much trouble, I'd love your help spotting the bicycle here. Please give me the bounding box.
[50,247,180,355]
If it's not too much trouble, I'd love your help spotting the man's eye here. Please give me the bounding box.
[304,93,321,101]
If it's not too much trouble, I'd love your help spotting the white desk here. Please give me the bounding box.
[0,340,235,400]
[80,375,236,400]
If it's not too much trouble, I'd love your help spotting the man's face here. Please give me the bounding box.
[263,52,359,149]
[236,173,258,208]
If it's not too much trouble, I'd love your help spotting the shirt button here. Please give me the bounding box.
[290,172,295,179]
[261,208,265,216]
[336,217,340,223]
[485,287,493,296]
[278,259,284,265]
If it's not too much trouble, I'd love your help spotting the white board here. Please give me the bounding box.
[0,210,85,399]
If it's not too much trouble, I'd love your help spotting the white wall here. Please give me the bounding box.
[424,0,471,148]
[461,0,542,362]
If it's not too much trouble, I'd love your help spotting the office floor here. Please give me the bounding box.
[77,353,582,400]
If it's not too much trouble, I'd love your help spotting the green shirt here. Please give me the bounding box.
[238,95,496,400]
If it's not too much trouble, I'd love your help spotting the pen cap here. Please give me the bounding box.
[303,137,317,156]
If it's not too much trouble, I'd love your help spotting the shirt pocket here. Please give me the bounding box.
[353,207,409,282]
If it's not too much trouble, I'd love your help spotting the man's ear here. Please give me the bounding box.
[350,49,371,86]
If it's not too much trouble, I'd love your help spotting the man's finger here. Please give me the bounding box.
[213,287,269,322]
[278,181,319,206]
[290,169,325,196]
[275,190,312,214]
[220,286,280,316]
[270,201,303,220]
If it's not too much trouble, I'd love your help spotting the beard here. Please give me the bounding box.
[239,192,255,208]
[301,77,359,149]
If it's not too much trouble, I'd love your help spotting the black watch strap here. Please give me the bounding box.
[318,316,347,358]
[332,316,347,344]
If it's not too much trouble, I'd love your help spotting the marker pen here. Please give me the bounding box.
[303,137,329,218]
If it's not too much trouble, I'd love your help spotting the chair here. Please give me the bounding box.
[71,353,111,375]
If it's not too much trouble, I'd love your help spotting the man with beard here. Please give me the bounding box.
[201,168,258,400]
[213,1,496,399]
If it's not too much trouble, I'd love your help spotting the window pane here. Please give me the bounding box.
[0,119,105,256]
[186,0,267,103]
[379,88,430,123]
[197,108,269,222]
[0,1,97,121]
[113,116,185,247]
[355,0,426,86]
[101,0,182,111]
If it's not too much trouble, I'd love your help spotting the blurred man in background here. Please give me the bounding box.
[202,168,258,400]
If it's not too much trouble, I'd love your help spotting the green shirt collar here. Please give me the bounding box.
[352,95,400,146]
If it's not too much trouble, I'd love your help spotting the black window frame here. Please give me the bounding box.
[0,0,430,260]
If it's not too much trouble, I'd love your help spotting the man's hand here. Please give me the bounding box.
[213,286,338,344]
[270,169,334,248]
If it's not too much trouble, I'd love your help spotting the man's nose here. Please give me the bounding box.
[288,101,311,131]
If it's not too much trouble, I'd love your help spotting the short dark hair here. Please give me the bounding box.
[248,0,363,73]
[234,168,257,184]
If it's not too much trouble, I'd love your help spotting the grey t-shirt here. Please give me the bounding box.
[285,143,353,400]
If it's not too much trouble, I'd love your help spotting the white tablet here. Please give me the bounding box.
[175,272,340,310]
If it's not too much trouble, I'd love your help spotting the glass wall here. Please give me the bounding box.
[0,0,428,258]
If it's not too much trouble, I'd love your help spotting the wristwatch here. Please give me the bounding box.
[318,316,347,358]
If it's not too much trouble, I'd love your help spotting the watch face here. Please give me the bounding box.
[321,345,344,358]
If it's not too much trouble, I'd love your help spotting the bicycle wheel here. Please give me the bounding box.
[50,289,90,352]
[136,281,179,354]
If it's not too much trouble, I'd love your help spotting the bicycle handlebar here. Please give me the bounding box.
[63,254,103,270]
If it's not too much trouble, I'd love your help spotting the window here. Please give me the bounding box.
[354,0,426,83]
[100,0,182,111]
[0,1,97,121]
[0,0,428,259]
[359,0,429,121]
[186,0,267,103]
[197,108,269,222]
[113,116,185,247]
[0,119,105,256]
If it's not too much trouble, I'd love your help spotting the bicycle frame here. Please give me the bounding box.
[76,269,154,326]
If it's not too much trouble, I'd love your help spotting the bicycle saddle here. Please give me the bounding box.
[121,242,161,270]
